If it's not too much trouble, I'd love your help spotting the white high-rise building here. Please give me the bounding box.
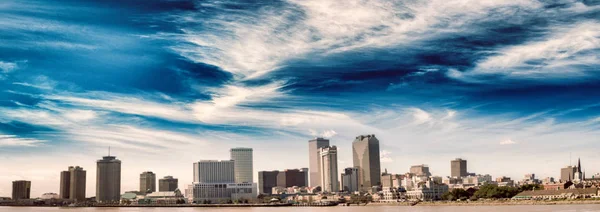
[230,148,253,183]
[193,160,235,183]
[319,146,339,192]
[341,167,359,192]
[309,138,329,187]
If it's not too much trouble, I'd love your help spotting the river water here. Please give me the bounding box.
[1,205,600,212]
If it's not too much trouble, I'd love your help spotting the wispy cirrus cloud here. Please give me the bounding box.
[0,135,45,147]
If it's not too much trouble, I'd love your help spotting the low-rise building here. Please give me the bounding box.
[189,182,256,203]
[513,188,599,200]
[405,180,448,201]
[143,189,186,204]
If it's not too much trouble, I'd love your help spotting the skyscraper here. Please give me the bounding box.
[69,166,86,202]
[96,155,121,203]
[230,147,253,183]
[12,180,31,200]
[59,170,71,199]
[341,167,359,192]
[451,158,468,178]
[59,166,86,202]
[140,171,156,194]
[159,176,178,192]
[193,160,235,183]
[258,171,279,194]
[561,166,577,182]
[319,146,339,192]
[352,134,381,191]
[308,137,329,187]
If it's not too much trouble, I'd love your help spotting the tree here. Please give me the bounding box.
[442,188,472,201]
[472,184,519,199]
[518,184,544,192]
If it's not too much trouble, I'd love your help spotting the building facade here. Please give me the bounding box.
[59,170,71,199]
[352,134,381,191]
[230,148,253,183]
[189,183,256,203]
[410,165,431,177]
[258,171,279,195]
[561,166,577,182]
[451,158,468,178]
[308,138,329,187]
[12,180,31,200]
[319,146,339,192]
[69,166,86,202]
[140,171,156,194]
[96,156,121,203]
[159,176,179,192]
[194,160,235,183]
[341,167,359,192]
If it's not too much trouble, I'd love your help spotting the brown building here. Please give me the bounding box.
[451,158,467,178]
[140,171,156,193]
[59,170,71,199]
[12,180,31,200]
[277,169,308,188]
[258,171,279,194]
[158,176,178,192]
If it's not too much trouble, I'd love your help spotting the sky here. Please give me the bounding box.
[0,0,599,197]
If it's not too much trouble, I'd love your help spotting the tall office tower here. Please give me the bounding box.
[352,134,381,191]
[12,180,31,200]
[381,169,393,188]
[59,170,71,199]
[96,155,121,203]
[451,158,468,177]
[410,164,432,177]
[230,148,253,183]
[159,176,179,192]
[319,146,339,192]
[258,171,279,194]
[140,171,156,193]
[308,137,329,187]
[193,160,235,183]
[341,167,359,192]
[301,168,309,186]
[69,166,87,202]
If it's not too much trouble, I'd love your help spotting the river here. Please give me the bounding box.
[1,205,600,212]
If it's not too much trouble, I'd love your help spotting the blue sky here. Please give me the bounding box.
[0,0,599,197]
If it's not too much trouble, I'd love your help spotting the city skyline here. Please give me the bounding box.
[1,0,600,198]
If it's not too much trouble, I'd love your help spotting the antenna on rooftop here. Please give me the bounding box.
[108,146,111,157]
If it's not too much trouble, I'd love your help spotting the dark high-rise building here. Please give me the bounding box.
[59,170,71,199]
[259,169,308,195]
[140,171,156,193]
[69,166,86,202]
[59,166,86,201]
[308,138,329,187]
[96,155,121,203]
[258,171,279,194]
[451,158,468,177]
[352,134,381,191]
[277,169,308,188]
[159,176,178,192]
[12,180,31,200]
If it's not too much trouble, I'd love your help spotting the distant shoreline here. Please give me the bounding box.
[367,200,600,206]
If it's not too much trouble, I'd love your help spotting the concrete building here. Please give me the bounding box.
[561,166,577,182]
[230,148,253,183]
[341,167,359,192]
[59,170,71,199]
[140,171,156,194]
[96,155,121,203]
[381,170,395,188]
[258,169,308,195]
[41,193,59,200]
[319,146,339,192]
[69,166,86,202]
[258,171,279,195]
[144,189,186,205]
[159,176,178,192]
[405,180,448,201]
[193,160,235,183]
[352,134,381,191]
[190,159,256,203]
[308,137,330,187]
[451,158,467,178]
[410,165,431,177]
[12,180,31,200]
[189,182,256,203]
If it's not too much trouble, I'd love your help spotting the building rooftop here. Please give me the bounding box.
[515,188,598,197]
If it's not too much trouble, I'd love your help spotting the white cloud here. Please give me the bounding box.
[380,150,393,163]
[500,139,517,145]
[0,61,17,73]
[456,21,600,81]
[309,129,338,138]
[0,135,45,147]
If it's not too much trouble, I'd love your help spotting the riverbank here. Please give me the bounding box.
[367,199,600,206]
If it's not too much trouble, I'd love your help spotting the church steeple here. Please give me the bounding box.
[577,158,582,173]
